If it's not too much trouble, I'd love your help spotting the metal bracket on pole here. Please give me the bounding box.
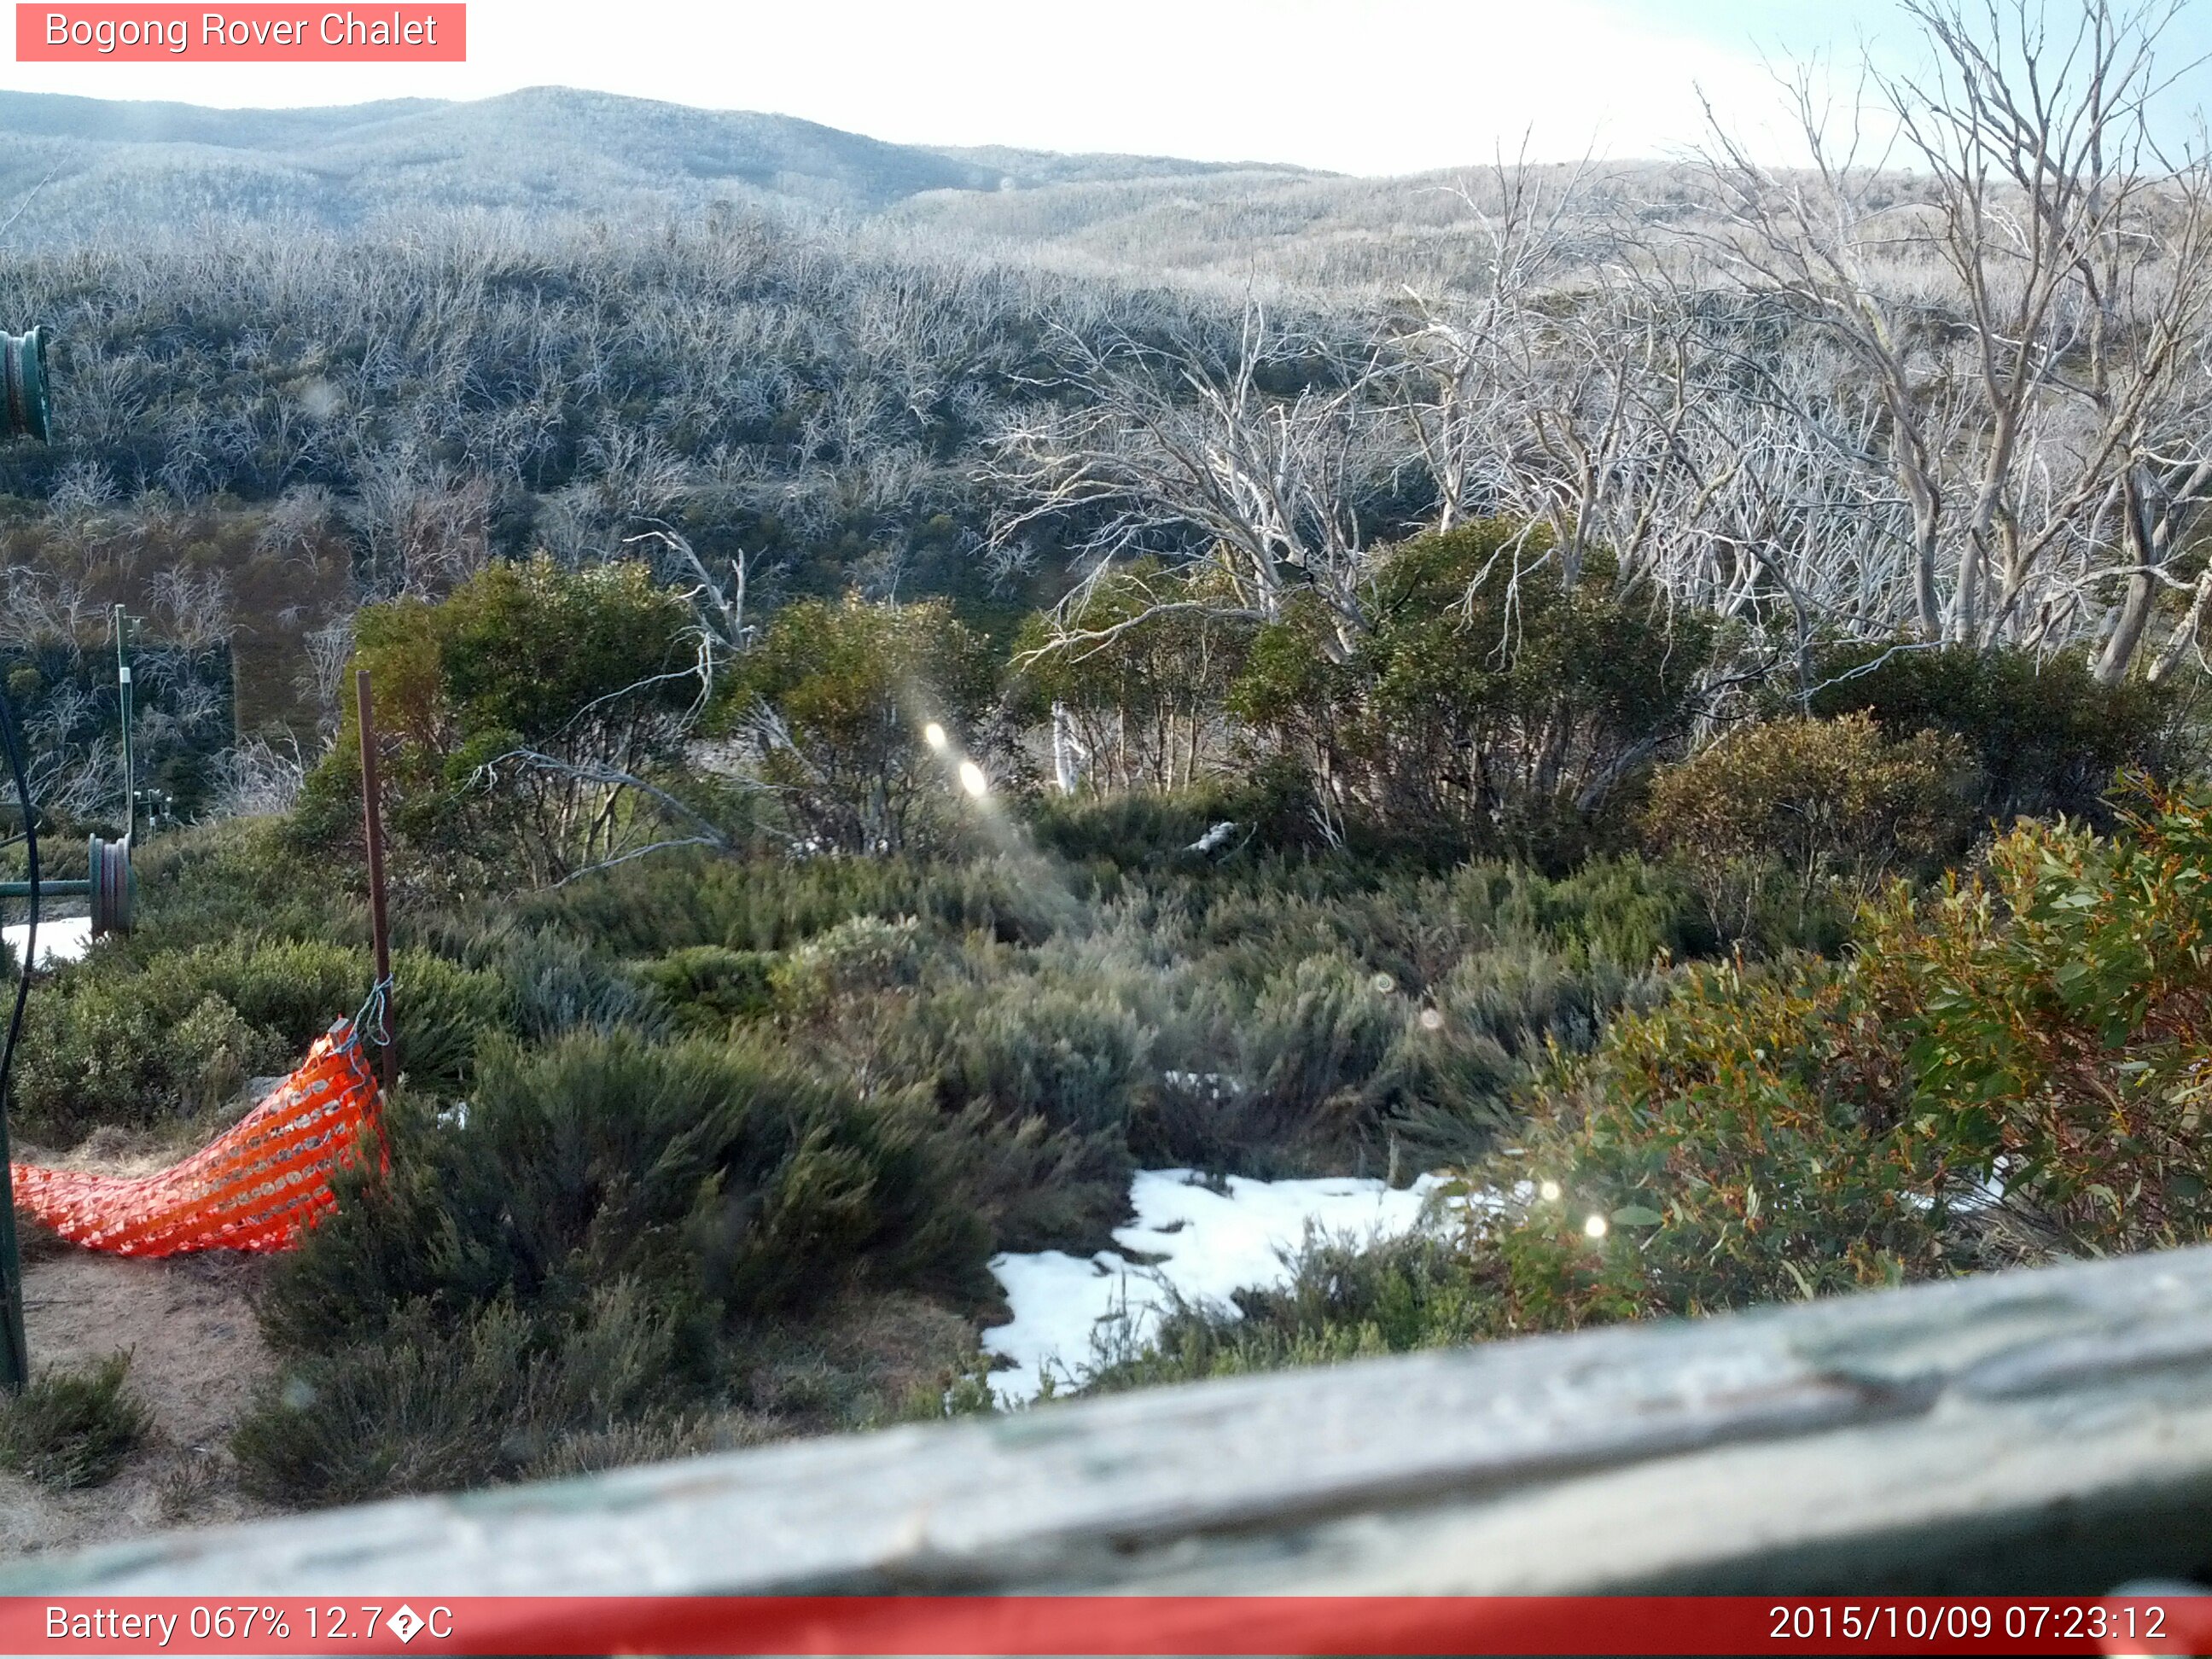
[114,605,134,849]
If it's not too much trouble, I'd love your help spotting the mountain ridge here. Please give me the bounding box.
[0,85,1321,239]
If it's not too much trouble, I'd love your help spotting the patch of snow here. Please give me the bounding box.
[2,916,93,968]
[1161,1069,1242,1101]
[1186,821,1240,854]
[981,1167,1461,1406]
[1902,1158,2012,1214]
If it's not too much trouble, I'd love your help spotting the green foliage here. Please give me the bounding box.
[122,817,363,957]
[1009,560,1252,792]
[12,935,364,1143]
[521,842,1060,954]
[1464,783,2212,1337]
[304,557,702,889]
[246,1031,989,1479]
[1230,523,1714,859]
[239,1031,994,1502]
[727,593,998,853]
[234,1287,690,1506]
[497,931,669,1043]
[1081,1233,1490,1392]
[393,948,510,1088]
[1644,713,1973,938]
[769,915,926,1008]
[1802,643,2180,828]
[632,946,777,1034]
[0,1354,152,1490]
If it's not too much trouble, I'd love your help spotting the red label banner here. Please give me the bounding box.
[0,1596,2207,1656]
[16,4,464,61]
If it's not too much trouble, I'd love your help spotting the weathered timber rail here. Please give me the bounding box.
[10,1243,2212,1594]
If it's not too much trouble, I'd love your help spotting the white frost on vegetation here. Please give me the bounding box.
[981,1167,1457,1405]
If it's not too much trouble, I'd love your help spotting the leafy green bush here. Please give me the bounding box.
[238,1029,994,1501]
[1644,714,1973,937]
[1229,524,1714,860]
[302,556,703,889]
[119,817,364,956]
[726,593,999,853]
[12,936,365,1143]
[1459,782,2212,1337]
[632,946,777,1034]
[0,1354,152,1490]
[1007,559,1252,794]
[521,846,1058,956]
[1801,642,2180,828]
[393,948,510,1087]
[234,1286,686,1505]
[1439,856,1718,967]
[1082,1232,1488,1393]
[769,915,925,1010]
[498,932,667,1043]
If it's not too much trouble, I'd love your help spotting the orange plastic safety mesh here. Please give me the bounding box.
[9,1020,383,1257]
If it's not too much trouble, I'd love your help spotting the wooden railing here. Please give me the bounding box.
[9,1243,2212,1594]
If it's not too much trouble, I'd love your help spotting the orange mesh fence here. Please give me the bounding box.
[8,1020,384,1256]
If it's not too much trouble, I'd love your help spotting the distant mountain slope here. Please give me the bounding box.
[0,86,1316,242]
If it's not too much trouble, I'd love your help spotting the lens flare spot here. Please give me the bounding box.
[1540,1179,1562,1202]
[958,760,989,798]
[924,722,948,751]
[1584,1214,1609,1239]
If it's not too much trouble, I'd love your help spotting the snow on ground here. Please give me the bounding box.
[2,915,92,967]
[982,1167,1453,1405]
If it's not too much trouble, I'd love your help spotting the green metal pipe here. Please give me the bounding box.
[0,880,86,897]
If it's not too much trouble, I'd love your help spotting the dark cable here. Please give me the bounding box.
[0,674,36,1392]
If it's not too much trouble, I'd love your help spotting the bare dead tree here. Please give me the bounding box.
[1698,0,2212,678]
[990,305,1395,664]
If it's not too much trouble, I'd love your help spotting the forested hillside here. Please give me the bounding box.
[0,87,1311,242]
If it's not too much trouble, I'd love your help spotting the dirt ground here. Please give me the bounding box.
[0,1235,276,1563]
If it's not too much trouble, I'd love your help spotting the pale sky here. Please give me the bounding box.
[4,0,2209,175]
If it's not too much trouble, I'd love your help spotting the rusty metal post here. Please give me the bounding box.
[355,670,395,1093]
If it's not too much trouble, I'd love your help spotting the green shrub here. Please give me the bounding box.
[1801,642,2180,827]
[393,948,510,1087]
[11,937,364,1143]
[726,593,999,853]
[257,1031,991,1358]
[521,847,1058,956]
[1022,785,1258,869]
[127,809,362,956]
[1081,1232,1489,1393]
[632,946,777,1034]
[1439,856,1718,968]
[1225,953,1524,1175]
[866,958,1156,1249]
[1644,714,1974,937]
[240,1031,993,1499]
[305,556,703,890]
[1007,559,1252,795]
[770,916,925,1010]
[1459,782,2212,1337]
[498,932,667,1043]
[234,1286,684,1507]
[0,1353,152,1490]
[1229,524,1714,859]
